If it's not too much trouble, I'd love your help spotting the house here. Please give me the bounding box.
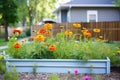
[53,0,119,23]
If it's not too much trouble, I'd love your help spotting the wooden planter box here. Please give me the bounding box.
[5,57,110,74]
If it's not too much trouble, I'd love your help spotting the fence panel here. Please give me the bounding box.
[32,21,120,41]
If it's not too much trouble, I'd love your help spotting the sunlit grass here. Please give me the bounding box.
[0,38,8,46]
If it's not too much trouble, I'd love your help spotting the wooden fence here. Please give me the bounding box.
[32,21,120,41]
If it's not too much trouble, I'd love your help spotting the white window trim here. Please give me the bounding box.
[87,10,98,22]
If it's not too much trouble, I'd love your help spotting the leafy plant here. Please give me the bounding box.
[0,55,6,74]
[3,66,18,80]
[6,23,119,65]
[33,64,38,75]
[48,74,60,80]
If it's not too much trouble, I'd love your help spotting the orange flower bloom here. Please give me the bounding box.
[36,35,44,42]
[37,28,47,35]
[30,36,34,41]
[45,31,51,36]
[93,28,100,33]
[12,29,22,34]
[83,32,92,38]
[81,29,89,33]
[13,42,21,49]
[48,45,56,51]
[65,30,73,36]
[73,23,81,28]
[44,23,52,29]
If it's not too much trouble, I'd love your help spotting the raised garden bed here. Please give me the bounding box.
[6,57,110,74]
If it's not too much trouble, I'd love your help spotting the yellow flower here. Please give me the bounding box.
[44,23,52,29]
[65,30,73,36]
[60,26,64,29]
[117,50,120,54]
[93,28,100,33]
[0,55,3,59]
[103,40,108,43]
[36,35,45,42]
[99,36,103,39]
[81,29,88,33]
[73,23,81,28]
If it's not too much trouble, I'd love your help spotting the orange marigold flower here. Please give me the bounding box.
[13,42,21,49]
[48,45,56,51]
[83,32,92,38]
[36,35,44,42]
[30,36,34,41]
[44,23,52,29]
[65,30,73,36]
[73,23,81,28]
[93,28,100,33]
[37,28,47,35]
[45,31,51,36]
[81,29,89,33]
[12,29,22,34]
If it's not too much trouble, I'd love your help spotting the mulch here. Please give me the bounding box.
[0,68,120,80]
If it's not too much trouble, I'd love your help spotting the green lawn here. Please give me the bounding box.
[0,38,8,46]
[107,42,120,47]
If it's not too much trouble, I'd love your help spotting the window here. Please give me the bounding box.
[87,10,98,22]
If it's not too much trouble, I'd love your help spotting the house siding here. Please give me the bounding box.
[56,11,61,23]
[70,7,120,22]
[61,10,68,22]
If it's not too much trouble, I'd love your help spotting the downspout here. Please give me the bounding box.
[68,5,72,22]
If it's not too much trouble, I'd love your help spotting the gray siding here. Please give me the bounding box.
[70,7,120,22]
[56,11,61,23]
[61,10,68,22]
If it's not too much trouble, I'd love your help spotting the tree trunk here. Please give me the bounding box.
[4,19,8,41]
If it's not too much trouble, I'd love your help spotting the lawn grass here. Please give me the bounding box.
[0,38,8,46]
[107,42,120,47]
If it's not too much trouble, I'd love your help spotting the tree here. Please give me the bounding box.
[114,0,120,8]
[0,0,18,41]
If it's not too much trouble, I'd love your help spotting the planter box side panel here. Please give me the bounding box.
[6,59,110,74]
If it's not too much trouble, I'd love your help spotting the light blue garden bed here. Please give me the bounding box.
[5,57,110,74]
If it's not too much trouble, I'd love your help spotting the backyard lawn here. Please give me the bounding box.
[0,38,8,46]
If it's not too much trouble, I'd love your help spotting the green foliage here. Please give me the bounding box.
[0,0,18,25]
[33,64,37,75]
[95,75,101,80]
[0,38,7,46]
[0,56,6,74]
[3,66,18,80]
[48,74,60,80]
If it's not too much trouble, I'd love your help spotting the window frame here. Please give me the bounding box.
[87,10,98,22]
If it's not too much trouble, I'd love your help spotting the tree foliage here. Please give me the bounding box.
[0,0,18,41]
[0,0,57,40]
